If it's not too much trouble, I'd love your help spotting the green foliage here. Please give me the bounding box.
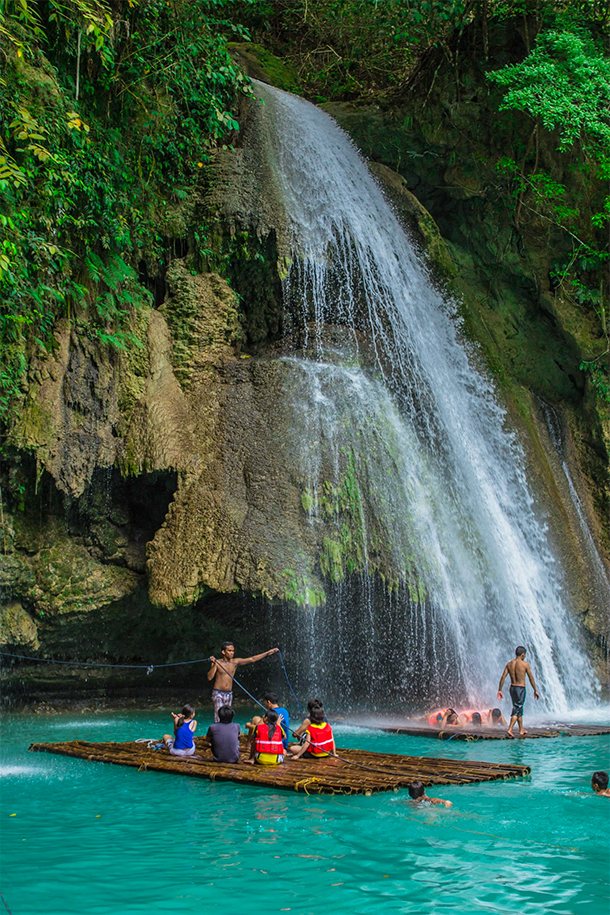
[0,0,253,424]
[233,0,474,100]
[580,360,610,403]
[488,16,609,408]
[301,453,368,584]
[487,29,610,160]
[282,568,325,607]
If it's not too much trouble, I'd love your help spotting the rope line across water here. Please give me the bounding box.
[0,651,211,672]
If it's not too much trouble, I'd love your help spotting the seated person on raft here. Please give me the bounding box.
[206,705,241,763]
[464,711,484,728]
[264,693,290,750]
[427,708,461,728]
[246,709,286,766]
[163,704,197,757]
[461,709,496,728]
[246,693,290,751]
[485,707,507,727]
[408,781,452,808]
[292,698,324,740]
[591,771,610,797]
[288,706,336,760]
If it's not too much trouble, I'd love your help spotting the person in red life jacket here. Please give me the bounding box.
[287,706,336,759]
[459,708,487,728]
[245,693,290,750]
[245,709,285,766]
[162,704,197,757]
[427,708,461,728]
[460,710,485,728]
[292,698,324,741]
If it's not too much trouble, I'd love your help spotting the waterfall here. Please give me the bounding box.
[252,81,599,715]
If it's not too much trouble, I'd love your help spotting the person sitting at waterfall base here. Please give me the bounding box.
[427,708,461,728]
[163,704,197,757]
[485,707,508,727]
[287,706,336,759]
[408,781,452,807]
[206,705,241,764]
[245,709,285,766]
[497,646,540,738]
[207,641,279,722]
[591,771,610,797]
[461,710,484,728]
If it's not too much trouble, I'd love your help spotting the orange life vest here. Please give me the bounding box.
[306,721,334,756]
[428,708,460,727]
[428,709,447,727]
[460,709,481,723]
[254,722,285,757]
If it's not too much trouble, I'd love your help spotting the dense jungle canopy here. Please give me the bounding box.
[0,1,608,424]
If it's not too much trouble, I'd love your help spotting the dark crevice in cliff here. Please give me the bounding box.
[66,469,178,573]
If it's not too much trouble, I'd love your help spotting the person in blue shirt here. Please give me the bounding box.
[162,704,197,757]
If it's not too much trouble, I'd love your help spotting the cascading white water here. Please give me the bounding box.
[253,81,599,714]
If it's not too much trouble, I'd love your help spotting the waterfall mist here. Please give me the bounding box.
[252,81,598,715]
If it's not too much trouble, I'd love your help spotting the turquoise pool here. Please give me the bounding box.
[1,711,608,915]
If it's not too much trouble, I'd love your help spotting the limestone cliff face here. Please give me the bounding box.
[1,45,608,690]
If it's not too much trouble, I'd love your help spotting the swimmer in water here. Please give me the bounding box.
[591,771,610,797]
[408,781,452,807]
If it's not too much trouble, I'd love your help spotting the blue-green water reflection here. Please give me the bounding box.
[1,712,608,915]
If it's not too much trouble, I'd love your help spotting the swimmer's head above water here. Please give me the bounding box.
[591,771,609,793]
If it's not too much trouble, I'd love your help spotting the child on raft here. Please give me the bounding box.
[245,709,286,766]
[287,705,336,759]
[292,697,325,740]
[162,704,197,757]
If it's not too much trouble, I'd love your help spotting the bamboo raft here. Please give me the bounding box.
[29,737,530,796]
[377,723,610,741]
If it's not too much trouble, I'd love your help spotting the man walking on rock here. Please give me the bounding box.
[208,641,279,721]
[497,645,540,738]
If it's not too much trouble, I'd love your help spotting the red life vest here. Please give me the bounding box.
[254,723,285,756]
[460,709,480,723]
[428,709,447,727]
[306,722,334,756]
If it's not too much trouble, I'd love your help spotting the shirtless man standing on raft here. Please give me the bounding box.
[208,641,279,722]
[497,645,540,738]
